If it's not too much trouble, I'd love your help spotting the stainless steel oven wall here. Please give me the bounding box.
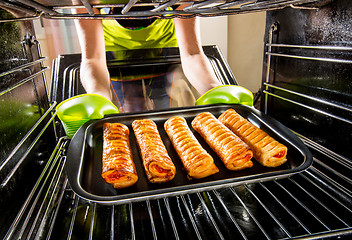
[0,8,57,238]
[261,0,352,161]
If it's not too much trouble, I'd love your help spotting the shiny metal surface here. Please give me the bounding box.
[0,0,326,21]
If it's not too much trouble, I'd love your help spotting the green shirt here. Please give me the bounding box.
[101,9,178,51]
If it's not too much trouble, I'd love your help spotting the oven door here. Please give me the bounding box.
[51,46,236,111]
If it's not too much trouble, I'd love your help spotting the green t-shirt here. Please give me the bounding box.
[101,9,178,51]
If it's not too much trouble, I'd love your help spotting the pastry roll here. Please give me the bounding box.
[102,123,138,189]
[132,119,176,183]
[218,108,287,167]
[164,116,219,179]
[191,112,253,171]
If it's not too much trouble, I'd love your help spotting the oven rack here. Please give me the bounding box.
[0,41,52,189]
[0,33,49,90]
[262,23,352,122]
[3,132,352,239]
[0,0,326,22]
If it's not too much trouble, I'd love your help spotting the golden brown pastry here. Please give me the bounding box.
[102,123,138,189]
[132,119,176,183]
[164,116,219,179]
[191,112,253,171]
[218,108,288,167]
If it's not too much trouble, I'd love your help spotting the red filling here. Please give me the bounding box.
[244,153,252,161]
[107,171,124,181]
[273,150,285,158]
[154,165,169,174]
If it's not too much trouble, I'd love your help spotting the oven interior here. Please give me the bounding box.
[0,0,352,239]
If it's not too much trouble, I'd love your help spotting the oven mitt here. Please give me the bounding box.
[195,85,254,107]
[56,94,119,138]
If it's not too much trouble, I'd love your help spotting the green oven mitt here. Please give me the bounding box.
[56,94,119,138]
[195,85,254,107]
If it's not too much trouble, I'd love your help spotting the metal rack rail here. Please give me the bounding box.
[3,137,70,240]
[6,134,351,239]
[0,56,52,188]
[263,23,352,117]
[0,0,326,22]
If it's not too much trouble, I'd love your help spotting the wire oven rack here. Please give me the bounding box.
[0,0,327,22]
[3,125,352,239]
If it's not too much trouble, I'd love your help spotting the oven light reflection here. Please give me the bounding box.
[195,204,204,216]
[241,209,250,222]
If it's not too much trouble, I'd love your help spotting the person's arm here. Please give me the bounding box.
[173,17,221,95]
[74,8,112,100]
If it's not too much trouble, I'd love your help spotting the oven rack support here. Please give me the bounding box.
[263,23,352,122]
[3,137,70,240]
[0,0,327,22]
[0,102,57,188]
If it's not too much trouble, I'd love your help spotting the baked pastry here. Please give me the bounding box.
[191,112,253,171]
[102,123,138,189]
[132,119,176,183]
[218,108,287,167]
[164,116,219,179]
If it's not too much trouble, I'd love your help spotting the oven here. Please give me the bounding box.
[0,0,351,239]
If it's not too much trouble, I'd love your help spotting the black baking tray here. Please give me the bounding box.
[66,104,312,205]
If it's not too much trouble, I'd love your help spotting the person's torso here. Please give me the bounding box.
[101,7,178,51]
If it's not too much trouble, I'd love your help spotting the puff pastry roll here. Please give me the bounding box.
[132,119,176,183]
[102,123,138,189]
[218,108,287,167]
[164,116,219,179]
[191,112,253,171]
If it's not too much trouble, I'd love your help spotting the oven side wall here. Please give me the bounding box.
[0,10,57,238]
[261,0,352,161]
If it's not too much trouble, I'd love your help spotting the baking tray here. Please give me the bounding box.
[66,104,312,205]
